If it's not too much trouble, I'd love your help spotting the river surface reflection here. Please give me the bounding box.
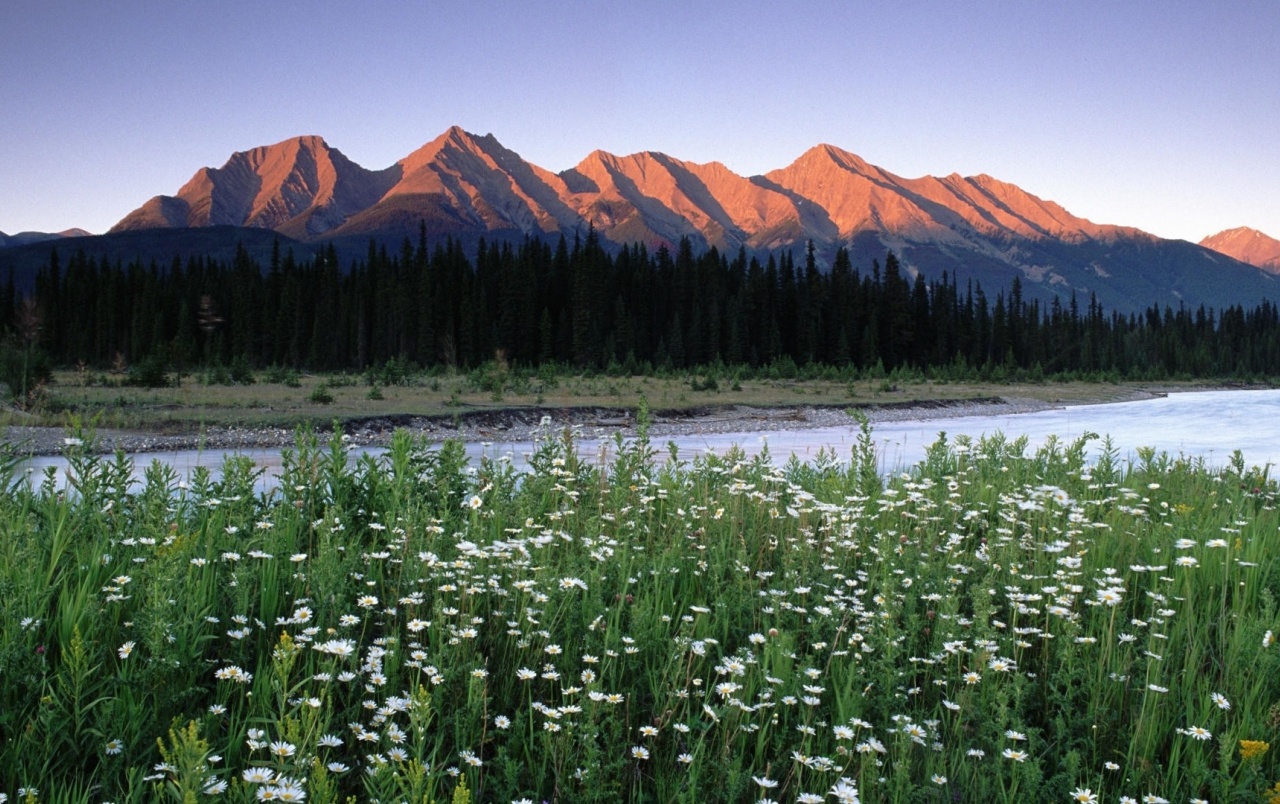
[18,388,1280,493]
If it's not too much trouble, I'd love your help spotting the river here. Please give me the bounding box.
[17,388,1279,492]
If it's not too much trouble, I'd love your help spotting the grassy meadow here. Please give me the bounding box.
[8,364,1182,432]
[1,417,1279,802]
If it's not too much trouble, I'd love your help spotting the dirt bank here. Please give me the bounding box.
[2,391,1167,457]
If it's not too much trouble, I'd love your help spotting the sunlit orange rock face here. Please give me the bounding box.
[112,136,397,238]
[1201,227,1280,273]
[111,126,1134,251]
[762,144,1150,245]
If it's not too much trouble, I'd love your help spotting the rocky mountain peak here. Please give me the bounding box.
[1201,227,1280,272]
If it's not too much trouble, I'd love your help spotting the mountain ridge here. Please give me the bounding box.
[110,128,1151,252]
[39,126,1277,314]
[0,228,93,248]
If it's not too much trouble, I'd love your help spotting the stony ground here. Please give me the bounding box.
[0,394,1117,457]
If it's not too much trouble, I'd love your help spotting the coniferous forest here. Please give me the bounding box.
[6,225,1280,390]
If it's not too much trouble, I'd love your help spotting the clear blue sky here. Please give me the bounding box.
[2,0,1276,242]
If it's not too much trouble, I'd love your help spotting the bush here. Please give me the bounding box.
[467,360,508,395]
[262,365,302,387]
[308,382,334,404]
[125,354,172,388]
[689,374,719,392]
[366,356,416,387]
[0,341,52,402]
[202,362,232,385]
[228,355,256,385]
[535,362,562,389]
[262,365,287,383]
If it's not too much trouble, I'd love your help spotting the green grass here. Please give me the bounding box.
[5,366,1212,432]
[0,421,1278,802]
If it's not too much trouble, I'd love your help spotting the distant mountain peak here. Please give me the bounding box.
[0,228,92,248]
[1201,227,1280,273]
[787,143,875,175]
[212,134,338,170]
[396,126,501,177]
[422,125,499,155]
[441,124,479,141]
[112,132,397,238]
[1208,225,1269,238]
[271,133,330,149]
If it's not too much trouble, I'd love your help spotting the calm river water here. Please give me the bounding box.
[18,388,1280,492]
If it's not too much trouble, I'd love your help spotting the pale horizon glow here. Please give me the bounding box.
[2,1,1277,243]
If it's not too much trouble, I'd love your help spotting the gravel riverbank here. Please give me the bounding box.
[1,393,1149,457]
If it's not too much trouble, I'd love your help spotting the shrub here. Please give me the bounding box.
[0,340,52,401]
[125,354,172,388]
[228,355,256,385]
[309,382,334,404]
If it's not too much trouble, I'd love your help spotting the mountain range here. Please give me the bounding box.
[0,228,91,248]
[5,127,1279,314]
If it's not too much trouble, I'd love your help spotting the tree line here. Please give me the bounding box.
[5,225,1280,388]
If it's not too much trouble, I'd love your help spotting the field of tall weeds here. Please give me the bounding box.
[1,415,1278,803]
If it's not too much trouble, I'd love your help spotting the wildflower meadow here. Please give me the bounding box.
[1,414,1278,803]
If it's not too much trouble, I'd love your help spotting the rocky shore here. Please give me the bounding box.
[0,395,1082,457]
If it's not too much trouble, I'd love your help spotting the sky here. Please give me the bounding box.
[1,0,1277,242]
